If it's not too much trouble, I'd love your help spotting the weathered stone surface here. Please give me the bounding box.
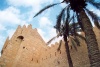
[0,25,100,67]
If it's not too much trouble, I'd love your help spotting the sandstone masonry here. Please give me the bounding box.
[0,24,100,67]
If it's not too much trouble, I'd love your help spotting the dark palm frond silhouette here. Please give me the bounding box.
[57,40,62,51]
[85,8,100,29]
[87,0,100,9]
[46,36,57,45]
[33,1,64,18]
[70,37,78,51]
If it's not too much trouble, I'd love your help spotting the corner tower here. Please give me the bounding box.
[1,24,47,67]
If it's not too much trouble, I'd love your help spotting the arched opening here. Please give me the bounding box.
[16,36,24,45]
[17,36,24,40]
[17,36,24,43]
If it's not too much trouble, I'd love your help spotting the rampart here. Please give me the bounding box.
[0,25,100,67]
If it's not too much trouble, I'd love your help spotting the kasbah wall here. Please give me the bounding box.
[0,24,100,67]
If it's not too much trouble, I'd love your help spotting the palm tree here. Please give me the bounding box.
[47,22,83,67]
[34,0,100,67]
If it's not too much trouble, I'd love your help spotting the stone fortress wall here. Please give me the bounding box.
[0,24,100,67]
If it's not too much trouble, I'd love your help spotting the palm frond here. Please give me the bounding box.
[47,36,57,45]
[85,8,100,29]
[76,14,84,31]
[55,7,66,32]
[85,8,99,21]
[88,1,100,9]
[64,5,70,36]
[66,5,70,23]
[73,36,80,46]
[72,14,76,36]
[75,33,86,41]
[57,40,62,51]
[70,37,77,51]
[62,10,66,23]
[33,3,61,17]
[68,15,74,23]
[65,20,69,36]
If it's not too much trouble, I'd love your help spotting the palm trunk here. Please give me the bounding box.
[79,9,100,67]
[63,34,73,67]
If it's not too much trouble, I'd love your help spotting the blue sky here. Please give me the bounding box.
[0,0,100,55]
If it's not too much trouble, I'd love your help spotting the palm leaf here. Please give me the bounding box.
[70,37,77,51]
[68,15,74,23]
[72,14,76,36]
[57,40,62,51]
[55,7,66,32]
[75,33,86,41]
[85,8,100,29]
[64,5,70,36]
[66,5,70,23]
[88,1,100,9]
[73,36,80,46]
[85,8,99,21]
[33,3,62,17]
[46,33,61,45]
[76,14,84,31]
[47,36,57,45]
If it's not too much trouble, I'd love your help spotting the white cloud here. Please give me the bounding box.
[37,16,62,44]
[7,0,53,7]
[0,6,28,26]
[6,0,54,18]
[39,17,52,28]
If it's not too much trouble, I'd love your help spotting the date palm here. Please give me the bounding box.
[34,0,100,67]
[47,22,84,67]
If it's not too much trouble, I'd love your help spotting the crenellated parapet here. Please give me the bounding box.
[1,24,99,67]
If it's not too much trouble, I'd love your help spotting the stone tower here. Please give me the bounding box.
[0,24,48,67]
[0,25,100,67]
